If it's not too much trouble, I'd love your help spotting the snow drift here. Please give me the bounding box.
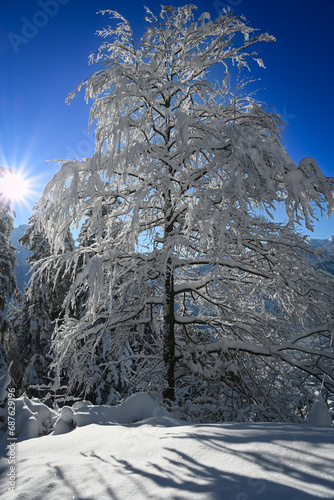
[6,392,175,441]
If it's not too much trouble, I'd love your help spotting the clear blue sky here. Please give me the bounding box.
[0,0,333,238]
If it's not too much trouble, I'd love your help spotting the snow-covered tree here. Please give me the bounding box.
[4,218,75,399]
[0,173,17,425]
[0,205,17,337]
[32,5,334,419]
[0,342,12,432]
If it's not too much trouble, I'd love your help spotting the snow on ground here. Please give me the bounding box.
[0,393,334,499]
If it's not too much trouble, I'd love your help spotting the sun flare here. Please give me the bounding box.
[0,168,30,204]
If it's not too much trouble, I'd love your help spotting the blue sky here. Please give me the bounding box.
[0,0,333,238]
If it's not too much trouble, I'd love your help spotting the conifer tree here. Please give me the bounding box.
[0,172,17,416]
[7,219,75,398]
[0,206,17,337]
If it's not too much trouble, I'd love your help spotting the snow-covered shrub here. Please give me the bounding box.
[308,392,333,426]
[8,392,172,441]
[12,394,57,440]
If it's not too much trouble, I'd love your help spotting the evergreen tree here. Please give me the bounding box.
[5,218,75,398]
[0,205,17,338]
[0,342,11,432]
[0,171,17,422]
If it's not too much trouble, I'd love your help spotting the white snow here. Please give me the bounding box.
[308,392,333,427]
[0,393,333,499]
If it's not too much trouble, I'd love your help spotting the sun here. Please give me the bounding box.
[0,168,30,204]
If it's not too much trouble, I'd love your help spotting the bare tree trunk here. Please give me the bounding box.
[162,181,175,402]
[163,259,175,402]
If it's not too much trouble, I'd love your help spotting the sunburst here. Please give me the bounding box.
[0,165,38,215]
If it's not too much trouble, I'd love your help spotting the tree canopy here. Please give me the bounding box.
[30,5,334,421]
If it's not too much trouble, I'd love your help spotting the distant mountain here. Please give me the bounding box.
[308,236,334,250]
[309,236,334,274]
[9,228,334,292]
[11,225,32,291]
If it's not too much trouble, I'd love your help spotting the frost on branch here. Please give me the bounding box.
[31,5,334,421]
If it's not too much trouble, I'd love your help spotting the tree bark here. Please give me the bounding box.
[163,259,175,402]
[162,180,175,403]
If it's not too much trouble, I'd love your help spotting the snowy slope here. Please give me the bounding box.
[308,236,334,250]
[0,394,333,500]
[309,235,334,274]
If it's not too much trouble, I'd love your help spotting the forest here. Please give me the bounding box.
[0,5,333,426]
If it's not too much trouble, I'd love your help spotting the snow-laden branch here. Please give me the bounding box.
[26,5,334,413]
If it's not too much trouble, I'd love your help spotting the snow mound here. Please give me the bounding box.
[5,392,177,441]
[53,392,174,434]
[14,394,58,441]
